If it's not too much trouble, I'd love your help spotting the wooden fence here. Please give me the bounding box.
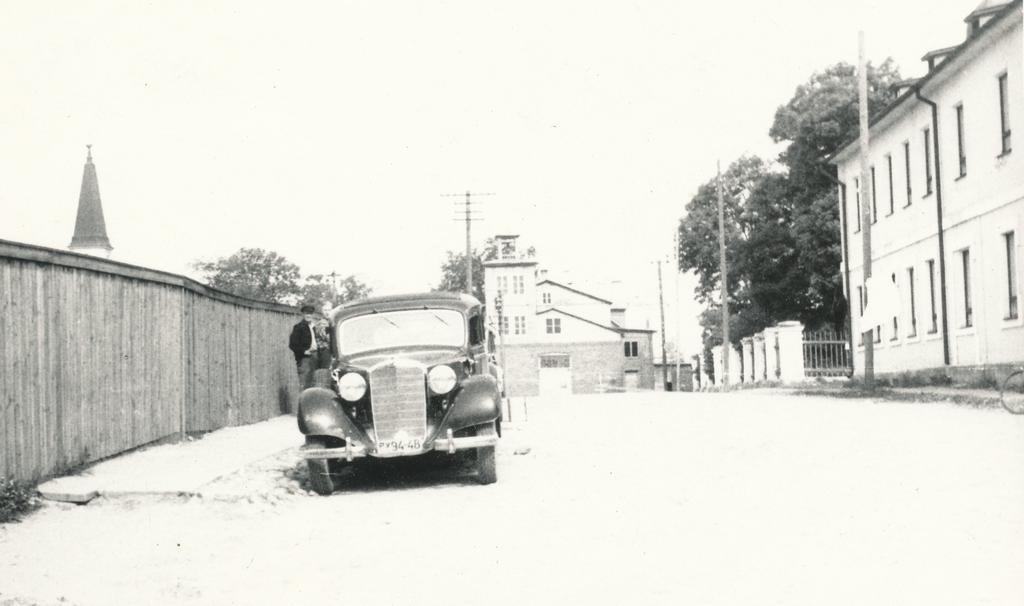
[0,239,300,482]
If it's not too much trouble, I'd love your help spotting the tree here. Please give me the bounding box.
[191,248,301,304]
[192,248,372,307]
[298,274,372,308]
[770,60,901,329]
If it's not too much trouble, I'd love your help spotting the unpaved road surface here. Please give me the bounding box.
[2,391,1023,605]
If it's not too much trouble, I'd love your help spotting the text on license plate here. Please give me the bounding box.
[377,438,424,454]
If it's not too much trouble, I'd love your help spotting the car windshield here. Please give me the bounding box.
[337,309,466,355]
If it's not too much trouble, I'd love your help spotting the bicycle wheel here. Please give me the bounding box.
[1000,370,1024,415]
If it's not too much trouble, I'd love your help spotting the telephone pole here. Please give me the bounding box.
[673,231,682,391]
[443,191,492,297]
[717,161,730,391]
[858,32,875,389]
[657,259,669,390]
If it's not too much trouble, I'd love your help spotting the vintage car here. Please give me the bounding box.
[298,292,503,495]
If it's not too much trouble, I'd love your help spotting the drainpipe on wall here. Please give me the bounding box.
[817,164,855,373]
[914,88,951,365]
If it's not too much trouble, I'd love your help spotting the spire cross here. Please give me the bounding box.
[86,144,92,161]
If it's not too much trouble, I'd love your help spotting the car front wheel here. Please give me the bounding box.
[305,439,338,495]
[474,422,498,485]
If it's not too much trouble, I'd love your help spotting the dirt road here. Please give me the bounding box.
[2,391,1023,605]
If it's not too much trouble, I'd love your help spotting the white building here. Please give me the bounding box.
[482,235,656,396]
[830,0,1023,378]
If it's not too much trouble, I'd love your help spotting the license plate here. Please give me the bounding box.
[376,437,424,455]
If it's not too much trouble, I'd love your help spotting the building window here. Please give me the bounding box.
[890,273,898,340]
[497,276,508,295]
[875,325,882,343]
[955,104,967,177]
[499,316,509,335]
[870,166,878,223]
[927,259,938,333]
[907,267,917,337]
[624,341,639,357]
[886,154,894,215]
[999,72,1012,155]
[541,292,551,305]
[514,316,526,335]
[857,286,864,317]
[903,141,912,206]
[545,318,561,334]
[513,275,525,294]
[961,249,973,328]
[1006,231,1019,319]
[854,177,861,232]
[923,128,933,196]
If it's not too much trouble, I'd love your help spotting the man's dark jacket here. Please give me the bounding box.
[289,320,313,363]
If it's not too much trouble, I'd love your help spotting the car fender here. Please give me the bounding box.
[439,374,500,434]
[297,387,367,443]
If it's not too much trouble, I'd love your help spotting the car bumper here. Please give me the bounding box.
[301,429,498,462]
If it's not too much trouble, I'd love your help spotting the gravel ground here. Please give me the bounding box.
[1,391,1023,606]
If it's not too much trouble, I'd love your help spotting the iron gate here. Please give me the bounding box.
[802,327,853,377]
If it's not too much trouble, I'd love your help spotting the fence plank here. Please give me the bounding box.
[0,245,298,483]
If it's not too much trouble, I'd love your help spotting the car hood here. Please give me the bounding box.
[340,348,467,370]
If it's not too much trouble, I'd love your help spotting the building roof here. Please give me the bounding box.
[537,307,655,334]
[828,0,1021,164]
[536,279,613,304]
[69,146,113,251]
[966,0,1013,21]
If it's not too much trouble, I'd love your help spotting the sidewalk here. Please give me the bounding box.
[36,414,533,503]
[37,415,300,503]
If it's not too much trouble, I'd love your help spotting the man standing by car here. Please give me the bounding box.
[289,304,318,389]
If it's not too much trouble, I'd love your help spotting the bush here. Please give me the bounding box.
[0,477,40,523]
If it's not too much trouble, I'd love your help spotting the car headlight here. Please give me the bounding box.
[337,372,367,401]
[428,365,457,394]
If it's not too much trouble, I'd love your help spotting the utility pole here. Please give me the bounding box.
[858,32,875,389]
[717,161,730,391]
[443,191,492,297]
[674,231,682,391]
[657,259,669,390]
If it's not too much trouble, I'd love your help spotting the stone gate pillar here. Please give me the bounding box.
[776,321,806,384]
[753,332,766,382]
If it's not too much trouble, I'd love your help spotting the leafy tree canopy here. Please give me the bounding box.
[191,248,371,308]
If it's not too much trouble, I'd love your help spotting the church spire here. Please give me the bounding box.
[69,144,113,256]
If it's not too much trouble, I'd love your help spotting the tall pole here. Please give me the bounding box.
[464,191,473,296]
[674,232,682,391]
[717,161,730,391]
[657,259,669,390]
[858,31,875,389]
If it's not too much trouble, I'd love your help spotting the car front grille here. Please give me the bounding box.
[368,361,427,445]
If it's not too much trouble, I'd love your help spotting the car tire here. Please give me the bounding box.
[313,369,333,390]
[474,422,498,485]
[305,439,338,496]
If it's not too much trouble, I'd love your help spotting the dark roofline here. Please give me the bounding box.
[921,45,960,60]
[537,307,655,334]
[965,3,1011,21]
[828,0,1021,164]
[536,279,613,304]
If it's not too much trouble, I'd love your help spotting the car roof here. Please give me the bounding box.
[331,292,481,322]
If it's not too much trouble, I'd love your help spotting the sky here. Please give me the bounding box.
[0,0,983,358]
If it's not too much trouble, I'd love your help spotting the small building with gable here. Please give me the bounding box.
[483,234,655,396]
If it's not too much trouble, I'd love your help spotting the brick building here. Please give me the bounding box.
[483,235,655,396]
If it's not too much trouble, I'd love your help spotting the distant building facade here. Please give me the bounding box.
[831,0,1023,377]
[68,145,113,258]
[483,235,655,396]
